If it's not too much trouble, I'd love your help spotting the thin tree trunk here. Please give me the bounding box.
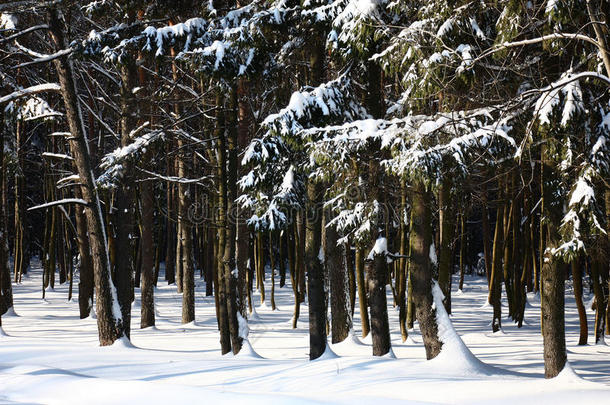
[0,111,12,315]
[489,201,503,333]
[572,255,588,345]
[355,247,370,338]
[140,178,155,329]
[458,212,466,291]
[438,181,455,314]
[328,216,350,344]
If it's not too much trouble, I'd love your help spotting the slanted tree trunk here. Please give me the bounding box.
[410,180,442,359]
[48,7,122,345]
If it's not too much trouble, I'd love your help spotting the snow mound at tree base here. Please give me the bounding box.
[234,339,263,359]
[553,363,583,383]
[105,336,135,349]
[0,327,7,337]
[3,307,18,317]
[313,343,338,360]
[426,283,499,377]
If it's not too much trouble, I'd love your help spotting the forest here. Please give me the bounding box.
[0,0,609,403]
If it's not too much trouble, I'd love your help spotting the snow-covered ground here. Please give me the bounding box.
[1,261,609,404]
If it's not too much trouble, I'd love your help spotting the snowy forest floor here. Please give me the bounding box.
[1,260,609,404]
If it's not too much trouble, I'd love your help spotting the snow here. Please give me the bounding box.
[0,83,61,105]
[27,198,88,212]
[367,237,388,260]
[0,13,16,30]
[545,0,558,15]
[429,242,438,265]
[568,177,595,208]
[1,263,609,404]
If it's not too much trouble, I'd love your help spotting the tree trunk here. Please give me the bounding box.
[48,7,122,345]
[328,217,350,344]
[112,56,139,339]
[74,189,94,319]
[572,255,588,345]
[355,247,370,338]
[306,182,326,360]
[140,178,155,329]
[0,110,12,316]
[540,142,567,378]
[458,213,466,291]
[223,88,242,353]
[366,243,391,355]
[438,181,455,314]
[489,202,503,333]
[410,180,442,359]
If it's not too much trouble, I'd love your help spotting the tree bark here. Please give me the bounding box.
[366,244,391,356]
[540,142,567,378]
[571,255,588,345]
[306,181,326,359]
[438,181,455,314]
[328,216,350,344]
[48,7,122,345]
[140,178,155,328]
[410,180,442,359]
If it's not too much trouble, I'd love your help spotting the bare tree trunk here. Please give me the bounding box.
[0,111,12,317]
[458,213,466,291]
[540,142,567,378]
[438,181,455,314]
[572,255,588,345]
[112,56,139,339]
[222,88,242,353]
[481,188,492,285]
[140,178,155,329]
[328,215,350,344]
[366,245,391,356]
[398,180,408,341]
[489,201,503,333]
[48,7,122,345]
[410,180,442,359]
[74,189,94,319]
[215,92,231,354]
[306,181,326,359]
[355,247,370,338]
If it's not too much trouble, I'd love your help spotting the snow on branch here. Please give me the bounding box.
[28,198,88,211]
[260,73,369,143]
[0,83,61,105]
[97,130,165,189]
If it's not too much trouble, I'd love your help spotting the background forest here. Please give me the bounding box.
[0,0,609,396]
